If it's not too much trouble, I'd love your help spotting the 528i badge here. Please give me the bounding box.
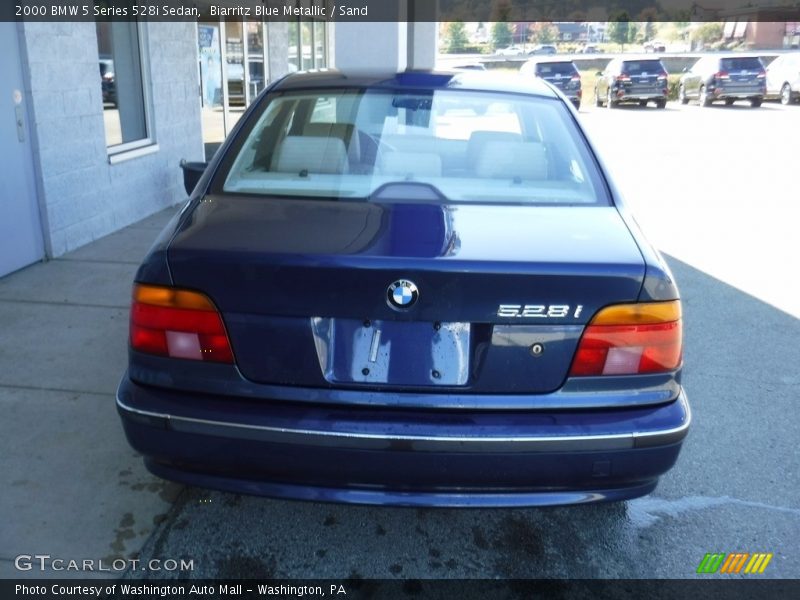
[497,304,584,318]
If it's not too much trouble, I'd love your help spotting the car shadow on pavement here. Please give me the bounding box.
[694,104,767,110]
[124,255,800,580]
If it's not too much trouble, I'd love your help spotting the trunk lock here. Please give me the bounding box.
[530,343,545,357]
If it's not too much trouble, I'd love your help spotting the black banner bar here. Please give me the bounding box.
[4,579,800,600]
[3,0,800,22]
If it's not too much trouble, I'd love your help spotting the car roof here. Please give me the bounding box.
[271,69,559,99]
[523,57,575,64]
[618,55,667,62]
[700,53,764,61]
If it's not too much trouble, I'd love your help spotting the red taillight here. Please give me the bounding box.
[714,71,729,80]
[569,301,682,377]
[657,71,668,80]
[756,70,766,79]
[616,74,631,82]
[130,284,234,363]
[571,73,581,82]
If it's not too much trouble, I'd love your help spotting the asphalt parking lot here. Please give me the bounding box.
[579,98,800,321]
[1,99,798,582]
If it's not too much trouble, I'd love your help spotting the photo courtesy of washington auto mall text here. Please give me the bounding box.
[15,583,348,598]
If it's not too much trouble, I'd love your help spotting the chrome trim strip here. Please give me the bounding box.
[117,397,170,421]
[633,392,691,448]
[117,390,690,453]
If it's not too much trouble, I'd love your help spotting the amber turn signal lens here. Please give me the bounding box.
[589,301,681,325]
[130,284,234,364]
[569,301,682,377]
[133,284,217,311]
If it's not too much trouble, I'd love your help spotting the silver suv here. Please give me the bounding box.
[765,52,800,105]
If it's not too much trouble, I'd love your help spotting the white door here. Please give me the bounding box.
[0,23,45,278]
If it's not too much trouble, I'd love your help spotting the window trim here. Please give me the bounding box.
[287,9,328,73]
[105,21,158,161]
[108,142,160,165]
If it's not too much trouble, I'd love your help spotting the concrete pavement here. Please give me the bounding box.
[0,206,183,579]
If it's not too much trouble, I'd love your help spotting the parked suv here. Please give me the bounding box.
[765,52,800,105]
[529,44,557,55]
[679,55,766,107]
[520,58,582,109]
[496,45,525,56]
[644,40,666,53]
[595,57,668,108]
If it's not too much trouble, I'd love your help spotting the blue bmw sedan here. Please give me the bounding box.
[117,70,689,507]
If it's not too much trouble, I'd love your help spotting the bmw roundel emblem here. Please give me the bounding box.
[387,279,419,310]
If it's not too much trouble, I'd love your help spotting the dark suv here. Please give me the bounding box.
[679,55,766,107]
[520,58,582,109]
[595,58,668,108]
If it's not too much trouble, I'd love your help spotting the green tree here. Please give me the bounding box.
[628,23,640,44]
[530,22,558,45]
[607,20,628,50]
[692,22,724,45]
[445,21,469,53]
[607,15,638,51]
[491,22,513,49]
[638,7,660,41]
[657,22,690,43]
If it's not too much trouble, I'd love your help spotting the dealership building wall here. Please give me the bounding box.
[18,21,202,258]
[1,18,436,279]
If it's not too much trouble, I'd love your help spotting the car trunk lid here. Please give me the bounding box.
[165,196,646,393]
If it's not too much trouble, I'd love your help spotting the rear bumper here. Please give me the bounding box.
[712,86,764,99]
[617,92,667,102]
[116,376,690,507]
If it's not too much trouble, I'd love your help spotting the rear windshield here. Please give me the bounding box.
[221,88,608,206]
[535,62,578,76]
[720,57,764,71]
[622,60,665,74]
